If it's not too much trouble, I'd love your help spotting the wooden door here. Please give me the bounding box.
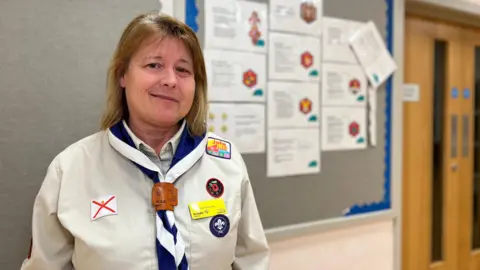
[462,26,480,269]
[402,15,464,270]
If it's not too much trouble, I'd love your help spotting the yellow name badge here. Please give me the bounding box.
[188,199,227,220]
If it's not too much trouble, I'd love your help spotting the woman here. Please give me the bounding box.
[21,12,269,270]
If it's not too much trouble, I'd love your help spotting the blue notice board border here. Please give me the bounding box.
[345,0,394,216]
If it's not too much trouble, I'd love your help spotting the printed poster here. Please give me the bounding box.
[321,63,367,107]
[269,0,323,36]
[159,0,174,17]
[204,0,268,53]
[349,21,397,88]
[267,128,320,177]
[322,17,365,64]
[207,103,265,154]
[268,32,321,82]
[321,107,367,151]
[267,81,319,128]
[204,49,266,102]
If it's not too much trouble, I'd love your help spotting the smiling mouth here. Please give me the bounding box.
[150,93,178,102]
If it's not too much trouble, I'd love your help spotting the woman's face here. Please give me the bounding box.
[120,37,195,128]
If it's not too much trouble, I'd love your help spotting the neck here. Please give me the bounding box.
[127,117,180,155]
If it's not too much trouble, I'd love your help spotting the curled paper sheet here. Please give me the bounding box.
[349,21,397,89]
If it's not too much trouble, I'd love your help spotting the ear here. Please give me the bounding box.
[119,75,126,88]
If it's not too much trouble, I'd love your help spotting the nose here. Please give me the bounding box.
[160,68,177,89]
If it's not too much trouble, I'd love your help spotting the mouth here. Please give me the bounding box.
[149,93,179,103]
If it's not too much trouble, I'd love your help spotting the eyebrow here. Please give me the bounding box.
[144,56,162,60]
[143,56,191,65]
[178,59,191,65]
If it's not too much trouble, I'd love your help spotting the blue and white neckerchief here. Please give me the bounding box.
[110,120,205,270]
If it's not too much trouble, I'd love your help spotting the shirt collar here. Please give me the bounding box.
[122,119,186,156]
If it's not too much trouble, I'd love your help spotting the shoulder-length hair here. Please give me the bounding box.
[100,12,208,136]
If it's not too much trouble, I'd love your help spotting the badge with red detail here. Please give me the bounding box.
[206,178,224,198]
[27,238,32,259]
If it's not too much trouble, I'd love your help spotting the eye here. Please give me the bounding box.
[146,63,162,69]
[176,67,191,74]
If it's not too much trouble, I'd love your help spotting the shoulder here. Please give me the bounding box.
[39,131,108,189]
[52,131,108,170]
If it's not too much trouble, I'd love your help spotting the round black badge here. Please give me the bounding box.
[206,178,224,198]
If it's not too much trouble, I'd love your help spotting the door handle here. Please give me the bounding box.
[451,163,459,171]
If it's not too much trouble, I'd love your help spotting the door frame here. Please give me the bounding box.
[406,0,480,29]
[392,2,405,270]
[399,1,480,270]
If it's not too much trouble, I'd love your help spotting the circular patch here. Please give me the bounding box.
[209,214,230,238]
[206,178,224,198]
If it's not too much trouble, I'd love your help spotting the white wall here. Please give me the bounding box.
[268,220,394,270]
[411,0,480,14]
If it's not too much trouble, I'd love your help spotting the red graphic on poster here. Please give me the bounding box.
[300,2,317,24]
[249,11,261,24]
[349,79,361,94]
[301,52,313,68]
[299,98,312,114]
[349,122,360,137]
[243,69,257,88]
[248,11,262,45]
[249,26,261,45]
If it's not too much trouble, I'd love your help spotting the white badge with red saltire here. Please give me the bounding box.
[91,195,118,221]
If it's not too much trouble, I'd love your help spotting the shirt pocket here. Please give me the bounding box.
[188,192,241,270]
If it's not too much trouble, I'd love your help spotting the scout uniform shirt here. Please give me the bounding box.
[21,120,270,270]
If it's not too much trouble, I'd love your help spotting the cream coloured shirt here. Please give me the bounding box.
[20,126,270,270]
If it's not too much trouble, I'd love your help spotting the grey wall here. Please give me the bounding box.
[0,0,386,269]
[0,0,159,269]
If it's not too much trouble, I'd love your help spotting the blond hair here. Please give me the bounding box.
[101,12,208,136]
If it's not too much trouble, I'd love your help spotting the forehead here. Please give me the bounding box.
[134,36,192,61]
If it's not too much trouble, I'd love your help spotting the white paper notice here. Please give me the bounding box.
[322,63,367,106]
[321,107,367,151]
[204,0,268,53]
[268,81,319,128]
[349,21,397,88]
[269,0,323,36]
[368,108,377,147]
[267,128,320,177]
[368,85,377,111]
[159,0,174,16]
[204,49,266,102]
[268,32,321,81]
[403,83,420,102]
[323,17,364,64]
[207,103,265,154]
[367,86,377,146]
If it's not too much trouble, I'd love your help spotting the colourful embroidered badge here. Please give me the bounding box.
[206,138,231,159]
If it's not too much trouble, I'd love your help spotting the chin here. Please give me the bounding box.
[146,108,187,126]
[149,114,182,127]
